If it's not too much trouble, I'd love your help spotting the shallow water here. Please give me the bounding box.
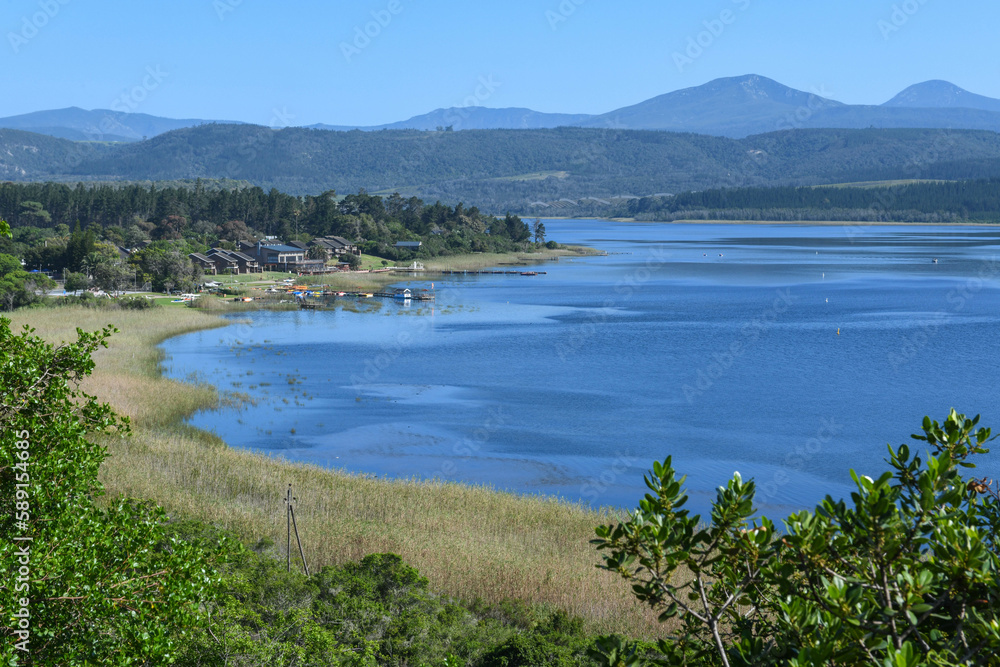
[161,221,1000,518]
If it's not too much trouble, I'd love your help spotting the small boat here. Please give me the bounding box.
[520,271,538,276]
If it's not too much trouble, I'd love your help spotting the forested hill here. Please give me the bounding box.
[4,125,1000,211]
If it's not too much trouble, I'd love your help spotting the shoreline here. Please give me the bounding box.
[187,246,599,312]
[6,305,659,637]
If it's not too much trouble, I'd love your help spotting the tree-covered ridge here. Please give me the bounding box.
[5,125,1000,210]
[619,178,1000,222]
[0,181,528,241]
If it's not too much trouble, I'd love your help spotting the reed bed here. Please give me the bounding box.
[303,273,401,292]
[8,305,662,637]
[420,247,592,272]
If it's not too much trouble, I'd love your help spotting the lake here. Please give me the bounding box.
[161,220,1000,518]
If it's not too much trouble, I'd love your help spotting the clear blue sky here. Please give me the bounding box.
[2,0,998,126]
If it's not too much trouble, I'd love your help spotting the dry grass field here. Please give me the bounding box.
[7,306,661,637]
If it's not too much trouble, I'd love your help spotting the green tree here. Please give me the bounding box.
[307,244,328,261]
[92,262,134,294]
[533,219,546,245]
[0,253,55,311]
[219,219,252,243]
[594,410,1000,666]
[63,223,96,273]
[0,320,220,665]
[63,271,90,293]
[19,202,52,227]
[131,243,199,292]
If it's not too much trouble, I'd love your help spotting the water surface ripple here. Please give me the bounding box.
[161,221,1000,517]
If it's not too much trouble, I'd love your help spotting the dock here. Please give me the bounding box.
[435,270,547,276]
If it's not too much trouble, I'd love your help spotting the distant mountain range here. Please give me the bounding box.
[884,80,1000,112]
[307,108,595,132]
[0,107,246,142]
[2,75,999,141]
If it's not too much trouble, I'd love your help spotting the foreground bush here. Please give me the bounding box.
[594,410,1000,666]
[171,525,633,667]
[0,318,218,665]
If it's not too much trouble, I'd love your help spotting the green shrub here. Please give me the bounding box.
[0,319,220,665]
[117,295,154,310]
[595,410,1000,666]
[478,633,579,667]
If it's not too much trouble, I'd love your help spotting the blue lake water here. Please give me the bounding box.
[161,221,1000,518]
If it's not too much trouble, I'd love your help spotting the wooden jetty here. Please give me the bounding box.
[296,289,435,308]
[435,270,546,276]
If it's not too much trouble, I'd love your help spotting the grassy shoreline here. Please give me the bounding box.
[183,246,600,306]
[8,305,658,637]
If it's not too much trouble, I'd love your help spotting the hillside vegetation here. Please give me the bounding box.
[618,177,1000,222]
[4,126,1000,211]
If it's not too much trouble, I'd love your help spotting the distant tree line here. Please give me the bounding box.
[617,178,1000,223]
[0,181,535,297]
[0,181,531,250]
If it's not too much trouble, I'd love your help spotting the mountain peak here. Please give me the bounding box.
[883,80,1000,112]
[577,74,842,137]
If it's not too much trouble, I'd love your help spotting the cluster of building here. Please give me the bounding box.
[188,236,360,275]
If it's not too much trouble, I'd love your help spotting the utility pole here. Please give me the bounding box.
[285,484,309,576]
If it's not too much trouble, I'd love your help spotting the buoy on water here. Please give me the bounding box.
[837,328,840,335]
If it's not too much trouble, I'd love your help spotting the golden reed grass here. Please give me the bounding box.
[8,306,661,637]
